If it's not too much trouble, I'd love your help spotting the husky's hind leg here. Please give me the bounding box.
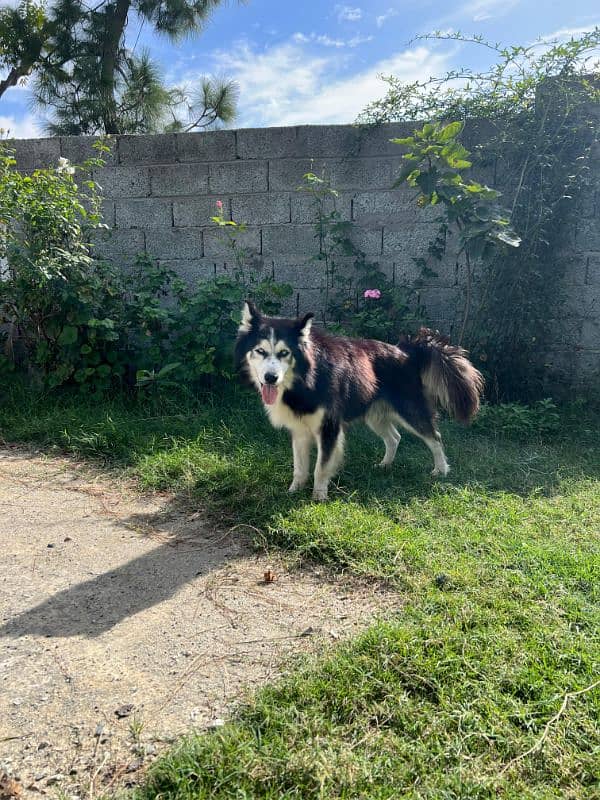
[365,405,401,468]
[313,417,345,501]
[389,397,449,477]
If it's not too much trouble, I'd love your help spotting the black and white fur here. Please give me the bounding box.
[235,302,484,501]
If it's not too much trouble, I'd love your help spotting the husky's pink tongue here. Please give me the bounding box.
[261,384,278,405]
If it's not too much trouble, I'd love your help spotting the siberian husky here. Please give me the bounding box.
[235,301,484,501]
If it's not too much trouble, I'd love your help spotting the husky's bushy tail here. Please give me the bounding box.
[404,328,484,423]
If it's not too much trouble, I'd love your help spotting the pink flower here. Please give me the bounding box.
[364,288,381,299]
[215,200,223,212]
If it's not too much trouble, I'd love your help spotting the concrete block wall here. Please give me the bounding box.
[9,121,599,388]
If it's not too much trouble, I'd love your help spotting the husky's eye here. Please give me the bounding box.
[278,349,290,359]
[255,347,268,357]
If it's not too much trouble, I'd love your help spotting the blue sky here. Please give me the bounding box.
[1,0,599,137]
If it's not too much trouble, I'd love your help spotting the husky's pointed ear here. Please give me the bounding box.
[297,312,314,342]
[239,300,260,333]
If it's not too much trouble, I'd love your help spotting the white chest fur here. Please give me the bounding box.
[265,397,324,436]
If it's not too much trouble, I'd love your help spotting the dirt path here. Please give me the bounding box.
[0,449,396,798]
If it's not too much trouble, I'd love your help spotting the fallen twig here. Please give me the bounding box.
[499,679,600,775]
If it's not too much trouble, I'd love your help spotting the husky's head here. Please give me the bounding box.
[235,301,314,406]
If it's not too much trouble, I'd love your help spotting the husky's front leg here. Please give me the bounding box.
[313,417,345,501]
[288,429,312,493]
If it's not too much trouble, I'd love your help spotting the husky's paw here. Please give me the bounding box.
[312,488,329,502]
[431,464,450,478]
[288,479,307,493]
[376,460,393,469]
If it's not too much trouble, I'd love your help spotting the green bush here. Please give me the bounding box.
[0,146,291,391]
[474,399,561,437]
[298,171,423,342]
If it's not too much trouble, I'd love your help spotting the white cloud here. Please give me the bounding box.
[336,5,362,22]
[441,0,520,24]
[0,114,41,139]
[208,39,454,127]
[537,25,600,42]
[376,8,399,28]
[292,31,373,48]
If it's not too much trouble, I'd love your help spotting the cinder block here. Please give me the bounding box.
[295,125,361,157]
[562,283,599,317]
[93,166,150,198]
[575,350,600,381]
[541,350,576,385]
[555,254,591,286]
[348,226,383,256]
[391,256,422,287]
[60,136,118,167]
[150,163,209,196]
[115,199,172,228]
[585,253,600,286]
[291,191,352,223]
[174,197,228,227]
[394,254,458,289]
[231,193,291,225]
[237,127,299,160]
[383,224,442,256]
[99,200,116,227]
[203,226,261,259]
[579,184,599,218]
[12,137,61,171]
[461,118,502,150]
[176,130,236,162]
[325,159,392,191]
[546,315,583,343]
[273,259,326,289]
[356,122,415,157]
[580,317,600,349]
[145,228,203,260]
[210,161,268,193]
[157,259,217,286]
[279,289,325,320]
[118,134,176,165]
[269,159,330,191]
[353,189,441,227]
[574,218,600,251]
[352,190,413,224]
[89,228,145,260]
[418,287,462,327]
[297,288,326,317]
[262,224,319,257]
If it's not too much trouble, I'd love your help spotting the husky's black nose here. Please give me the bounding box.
[264,373,278,385]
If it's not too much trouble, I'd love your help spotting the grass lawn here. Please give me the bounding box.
[0,381,598,799]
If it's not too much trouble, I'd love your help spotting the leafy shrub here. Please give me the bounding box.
[298,172,423,342]
[360,30,600,400]
[0,147,291,392]
[0,142,129,390]
[474,399,560,437]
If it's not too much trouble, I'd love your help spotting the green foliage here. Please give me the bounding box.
[361,30,600,400]
[31,0,237,135]
[0,149,291,391]
[474,399,561,437]
[359,29,600,124]
[0,142,126,391]
[392,121,520,343]
[0,0,50,100]
[298,172,423,341]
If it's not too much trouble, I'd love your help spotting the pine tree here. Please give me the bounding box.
[0,1,51,100]
[31,0,237,135]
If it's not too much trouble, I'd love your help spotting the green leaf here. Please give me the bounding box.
[438,121,464,141]
[58,325,78,346]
